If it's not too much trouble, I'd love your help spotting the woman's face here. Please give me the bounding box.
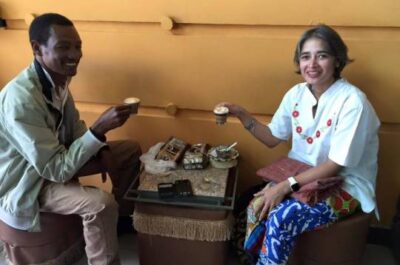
[299,37,336,91]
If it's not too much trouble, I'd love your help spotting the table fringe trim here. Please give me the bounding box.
[133,211,233,242]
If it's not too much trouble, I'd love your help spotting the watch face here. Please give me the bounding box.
[291,183,300,192]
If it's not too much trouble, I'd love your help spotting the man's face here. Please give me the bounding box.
[35,25,82,82]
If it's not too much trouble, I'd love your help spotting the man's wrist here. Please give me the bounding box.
[89,127,107,142]
[96,145,110,157]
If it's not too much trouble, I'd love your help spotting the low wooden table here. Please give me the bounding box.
[124,165,238,265]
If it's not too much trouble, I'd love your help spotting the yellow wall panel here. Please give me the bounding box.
[1,26,400,123]
[375,127,400,225]
[72,29,299,111]
[1,0,400,27]
[344,40,400,123]
[0,31,32,79]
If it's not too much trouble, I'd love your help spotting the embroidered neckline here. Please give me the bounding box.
[292,103,335,144]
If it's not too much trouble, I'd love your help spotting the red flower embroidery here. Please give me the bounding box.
[296,126,302,133]
[292,111,299,118]
[306,137,313,144]
[327,119,332,126]
[341,191,352,201]
[316,130,321,138]
[334,197,343,210]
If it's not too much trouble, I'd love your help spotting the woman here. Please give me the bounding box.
[219,25,380,265]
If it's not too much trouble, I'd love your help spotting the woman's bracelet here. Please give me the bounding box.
[244,118,256,132]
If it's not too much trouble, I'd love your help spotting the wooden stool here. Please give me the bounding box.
[0,212,84,265]
[288,212,372,265]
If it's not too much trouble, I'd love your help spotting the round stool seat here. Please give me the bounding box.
[0,212,84,265]
[289,212,372,265]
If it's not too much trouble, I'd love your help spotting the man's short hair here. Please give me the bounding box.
[29,13,74,45]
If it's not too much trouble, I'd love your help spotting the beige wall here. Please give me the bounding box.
[1,0,399,226]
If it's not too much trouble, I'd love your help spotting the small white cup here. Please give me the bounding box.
[213,106,229,125]
[123,97,141,114]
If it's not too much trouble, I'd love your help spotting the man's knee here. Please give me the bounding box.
[86,189,119,215]
[125,139,142,156]
[101,192,119,211]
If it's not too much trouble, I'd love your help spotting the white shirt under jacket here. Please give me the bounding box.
[268,78,380,215]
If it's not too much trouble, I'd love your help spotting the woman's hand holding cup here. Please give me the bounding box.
[213,104,229,125]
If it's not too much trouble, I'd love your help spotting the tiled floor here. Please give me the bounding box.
[1,235,397,265]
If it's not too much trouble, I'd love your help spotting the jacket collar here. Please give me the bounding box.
[33,59,53,102]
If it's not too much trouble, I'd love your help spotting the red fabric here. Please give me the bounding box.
[256,157,343,205]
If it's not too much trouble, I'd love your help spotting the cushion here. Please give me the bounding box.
[256,157,343,204]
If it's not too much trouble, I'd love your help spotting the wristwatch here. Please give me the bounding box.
[288,176,300,192]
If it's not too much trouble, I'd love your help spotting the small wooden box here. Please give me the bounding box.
[155,137,188,162]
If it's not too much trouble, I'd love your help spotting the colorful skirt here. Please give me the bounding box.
[244,187,360,265]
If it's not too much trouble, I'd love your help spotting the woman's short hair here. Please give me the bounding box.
[29,13,74,45]
[293,24,353,79]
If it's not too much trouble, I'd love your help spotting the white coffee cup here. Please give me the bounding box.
[213,106,229,125]
[123,97,141,114]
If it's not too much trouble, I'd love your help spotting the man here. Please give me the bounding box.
[0,13,141,264]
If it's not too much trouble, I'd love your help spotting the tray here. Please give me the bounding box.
[124,166,238,210]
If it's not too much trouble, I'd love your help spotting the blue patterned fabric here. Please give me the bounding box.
[246,198,338,265]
